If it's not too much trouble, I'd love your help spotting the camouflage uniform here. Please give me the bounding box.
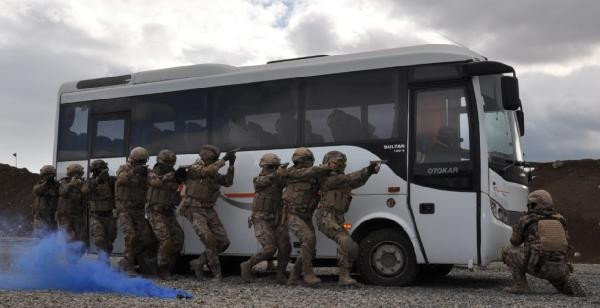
[82,160,117,256]
[180,145,235,281]
[32,165,59,237]
[56,164,86,243]
[502,190,585,296]
[146,150,185,279]
[283,147,330,286]
[240,153,291,284]
[115,147,156,275]
[316,151,379,286]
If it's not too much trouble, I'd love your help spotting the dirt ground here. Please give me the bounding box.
[529,159,600,263]
[1,160,598,262]
[0,164,38,237]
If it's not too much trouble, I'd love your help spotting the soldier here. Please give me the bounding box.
[502,190,585,296]
[240,153,291,284]
[115,147,156,275]
[315,151,380,286]
[56,163,86,243]
[32,165,59,236]
[283,147,331,287]
[82,160,117,257]
[146,149,185,280]
[179,145,235,281]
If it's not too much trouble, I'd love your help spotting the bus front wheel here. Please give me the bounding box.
[357,228,419,286]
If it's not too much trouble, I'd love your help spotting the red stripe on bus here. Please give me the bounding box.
[225,193,256,198]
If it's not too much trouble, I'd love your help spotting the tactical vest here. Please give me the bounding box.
[57,179,84,215]
[115,165,147,207]
[538,219,568,253]
[283,177,319,217]
[319,189,352,213]
[33,182,58,212]
[88,180,114,212]
[147,173,180,210]
[183,162,221,206]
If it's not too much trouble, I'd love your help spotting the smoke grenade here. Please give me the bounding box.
[0,231,191,299]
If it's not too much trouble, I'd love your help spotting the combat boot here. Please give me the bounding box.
[276,263,288,285]
[504,272,529,294]
[338,267,359,286]
[157,264,176,281]
[240,260,253,282]
[287,262,302,286]
[302,268,321,287]
[118,257,137,277]
[190,255,207,280]
[212,270,223,282]
[554,277,586,297]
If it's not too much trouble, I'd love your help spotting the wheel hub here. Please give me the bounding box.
[372,243,405,276]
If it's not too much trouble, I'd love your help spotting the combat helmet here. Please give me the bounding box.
[200,145,220,163]
[90,159,108,171]
[322,150,347,164]
[66,163,84,177]
[527,190,553,210]
[157,149,177,166]
[292,147,314,164]
[40,165,56,177]
[129,147,149,164]
[259,153,281,167]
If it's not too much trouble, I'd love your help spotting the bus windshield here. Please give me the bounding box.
[479,75,522,172]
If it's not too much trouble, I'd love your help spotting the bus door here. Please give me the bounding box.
[408,84,479,264]
[87,111,130,254]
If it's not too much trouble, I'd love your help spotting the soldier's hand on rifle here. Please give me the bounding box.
[276,163,289,177]
[223,152,236,164]
[368,161,382,174]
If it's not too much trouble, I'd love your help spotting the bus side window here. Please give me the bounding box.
[304,70,397,144]
[212,81,297,149]
[57,104,89,161]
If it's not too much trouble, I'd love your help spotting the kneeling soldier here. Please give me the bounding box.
[240,153,291,284]
[502,190,585,296]
[82,160,117,257]
[316,151,380,286]
[146,149,185,280]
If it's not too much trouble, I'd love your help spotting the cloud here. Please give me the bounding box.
[385,0,600,68]
[520,65,600,161]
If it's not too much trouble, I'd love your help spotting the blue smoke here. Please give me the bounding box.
[0,231,191,299]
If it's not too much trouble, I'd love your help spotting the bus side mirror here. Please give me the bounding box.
[501,76,521,110]
[516,109,525,136]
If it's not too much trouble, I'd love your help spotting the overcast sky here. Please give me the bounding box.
[1,0,599,172]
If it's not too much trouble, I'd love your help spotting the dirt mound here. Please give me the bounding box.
[530,159,600,263]
[0,164,39,236]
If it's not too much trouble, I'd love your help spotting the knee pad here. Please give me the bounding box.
[204,233,218,248]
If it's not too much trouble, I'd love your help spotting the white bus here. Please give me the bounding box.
[53,44,528,286]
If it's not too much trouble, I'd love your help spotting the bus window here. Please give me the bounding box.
[304,70,396,144]
[131,90,208,154]
[212,81,297,149]
[413,86,473,190]
[57,104,88,161]
[92,116,126,158]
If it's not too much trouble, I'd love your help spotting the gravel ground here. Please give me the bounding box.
[0,262,598,307]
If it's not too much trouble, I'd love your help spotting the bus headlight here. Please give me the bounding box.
[490,198,523,226]
[490,198,509,225]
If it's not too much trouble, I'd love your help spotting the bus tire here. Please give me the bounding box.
[357,228,419,286]
[419,264,453,279]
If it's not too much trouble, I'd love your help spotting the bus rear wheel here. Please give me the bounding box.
[357,228,418,286]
